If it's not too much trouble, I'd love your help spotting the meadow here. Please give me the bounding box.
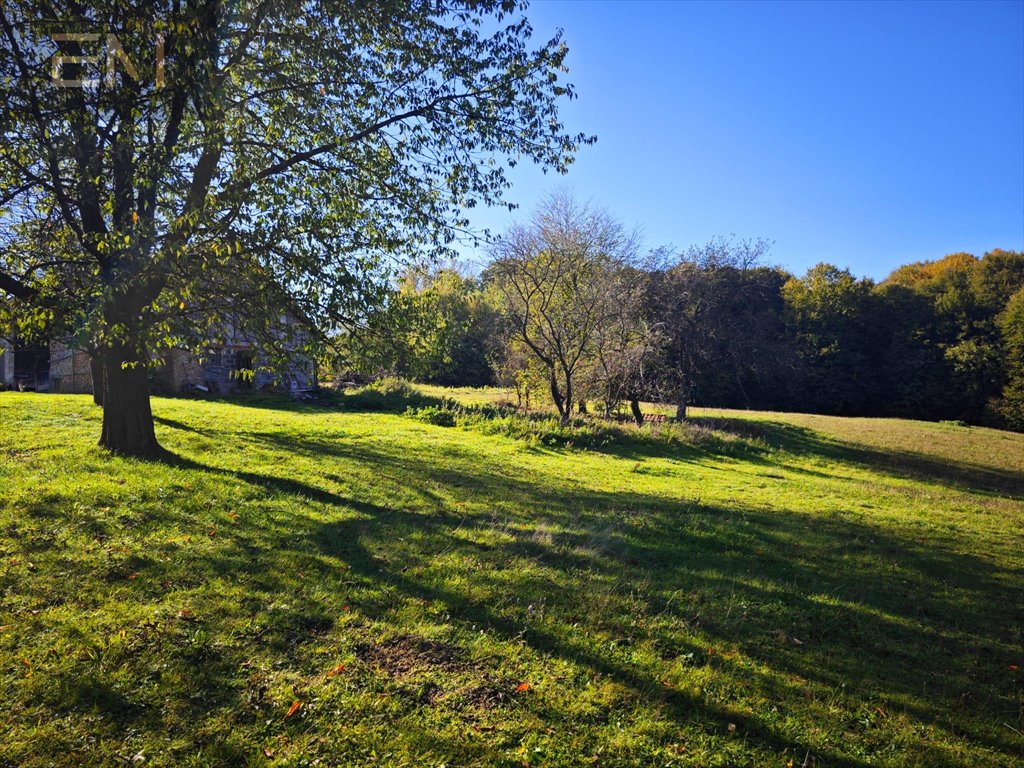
[0,389,1021,767]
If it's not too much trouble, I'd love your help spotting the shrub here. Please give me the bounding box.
[409,404,457,427]
[345,377,437,411]
[398,391,764,457]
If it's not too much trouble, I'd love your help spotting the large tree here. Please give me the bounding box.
[0,0,590,455]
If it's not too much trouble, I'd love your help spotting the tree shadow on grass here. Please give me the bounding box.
[153,415,212,435]
[144,423,1024,765]
[685,416,1024,499]
[156,392,1024,497]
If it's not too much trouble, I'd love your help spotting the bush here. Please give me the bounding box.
[399,393,763,456]
[409,404,457,427]
[345,377,437,411]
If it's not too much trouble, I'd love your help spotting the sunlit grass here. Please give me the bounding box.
[1,391,1021,767]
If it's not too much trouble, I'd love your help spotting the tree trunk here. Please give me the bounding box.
[90,353,104,406]
[630,398,644,425]
[99,351,160,457]
[675,397,687,421]
[561,372,573,425]
[549,370,566,422]
[577,399,587,415]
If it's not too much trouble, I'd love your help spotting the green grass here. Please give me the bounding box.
[414,384,515,407]
[1,391,1022,768]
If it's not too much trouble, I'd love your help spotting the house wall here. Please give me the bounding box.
[50,342,94,394]
[148,346,315,395]
[155,348,204,394]
[0,339,13,388]
[198,346,315,394]
[41,340,314,396]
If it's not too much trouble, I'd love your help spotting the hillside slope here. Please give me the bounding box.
[1,393,1021,767]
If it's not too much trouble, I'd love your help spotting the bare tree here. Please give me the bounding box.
[488,194,636,424]
[584,265,659,422]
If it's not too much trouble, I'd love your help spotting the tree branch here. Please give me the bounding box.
[0,269,37,299]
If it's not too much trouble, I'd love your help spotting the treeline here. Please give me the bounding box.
[338,197,1024,431]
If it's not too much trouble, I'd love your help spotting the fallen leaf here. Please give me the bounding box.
[326,663,346,677]
[285,700,303,719]
[127,572,138,580]
[262,747,274,758]
[227,512,239,522]
[875,707,886,718]
[515,682,531,692]
[177,608,195,621]
[727,722,737,733]
[21,658,32,677]
[0,625,11,632]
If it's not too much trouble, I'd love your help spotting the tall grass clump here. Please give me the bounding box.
[344,377,445,411]
[405,399,758,455]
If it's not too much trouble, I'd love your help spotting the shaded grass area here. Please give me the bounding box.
[0,392,1022,767]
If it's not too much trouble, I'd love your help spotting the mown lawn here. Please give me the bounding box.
[0,391,1022,767]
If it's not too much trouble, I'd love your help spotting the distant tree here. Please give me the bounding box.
[972,250,1024,312]
[488,194,636,423]
[690,264,792,410]
[885,252,979,289]
[990,287,1024,430]
[414,270,500,386]
[871,283,949,418]
[882,250,1024,422]
[0,0,591,455]
[584,264,659,421]
[488,332,547,410]
[342,267,499,386]
[782,263,879,415]
[647,238,778,419]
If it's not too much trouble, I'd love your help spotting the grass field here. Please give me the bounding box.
[1,390,1022,767]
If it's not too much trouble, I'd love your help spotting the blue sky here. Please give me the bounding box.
[459,0,1024,281]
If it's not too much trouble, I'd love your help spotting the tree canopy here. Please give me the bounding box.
[341,240,1024,431]
[0,0,592,454]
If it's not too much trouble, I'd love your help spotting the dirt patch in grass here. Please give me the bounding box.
[356,636,526,711]
[462,678,522,710]
[356,635,468,679]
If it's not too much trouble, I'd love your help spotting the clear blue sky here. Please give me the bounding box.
[459,0,1024,281]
